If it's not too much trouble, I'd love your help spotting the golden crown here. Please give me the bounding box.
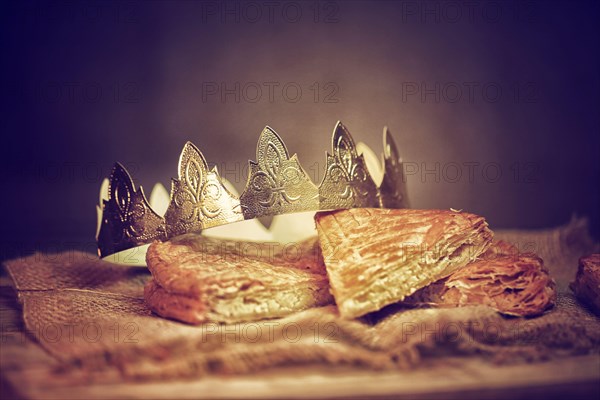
[97,121,409,257]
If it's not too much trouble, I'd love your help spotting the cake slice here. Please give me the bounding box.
[405,241,556,316]
[145,234,332,324]
[315,208,493,318]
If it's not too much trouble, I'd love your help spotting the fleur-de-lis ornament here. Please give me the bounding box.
[164,142,243,237]
[97,163,166,257]
[319,122,379,209]
[240,126,319,219]
[380,128,410,209]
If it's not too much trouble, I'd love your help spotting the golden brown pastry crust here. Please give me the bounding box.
[144,279,208,324]
[145,235,332,324]
[570,254,600,314]
[406,248,556,317]
[315,208,493,318]
[481,240,519,260]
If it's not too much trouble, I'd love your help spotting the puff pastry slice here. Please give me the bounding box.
[315,208,493,318]
[145,234,332,324]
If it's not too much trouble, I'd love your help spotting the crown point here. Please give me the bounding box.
[333,120,346,133]
[98,160,166,258]
[166,138,243,236]
[320,122,379,209]
[178,141,209,182]
[380,126,409,209]
[241,125,318,219]
[260,125,278,140]
[256,125,289,161]
[110,162,130,178]
[108,162,136,202]
[181,141,202,156]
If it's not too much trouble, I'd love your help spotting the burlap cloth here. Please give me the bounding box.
[3,217,600,380]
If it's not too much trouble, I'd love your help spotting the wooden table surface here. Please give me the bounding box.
[1,269,599,400]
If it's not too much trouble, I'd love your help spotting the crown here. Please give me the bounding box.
[97,121,409,258]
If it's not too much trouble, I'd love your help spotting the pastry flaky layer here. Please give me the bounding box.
[405,241,557,317]
[145,235,332,324]
[315,208,494,319]
[570,253,600,314]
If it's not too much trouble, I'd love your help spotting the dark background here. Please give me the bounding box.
[1,0,599,261]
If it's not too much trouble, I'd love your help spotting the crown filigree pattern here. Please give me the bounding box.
[319,123,379,209]
[164,142,244,238]
[97,163,166,257]
[240,126,319,219]
[97,121,409,258]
